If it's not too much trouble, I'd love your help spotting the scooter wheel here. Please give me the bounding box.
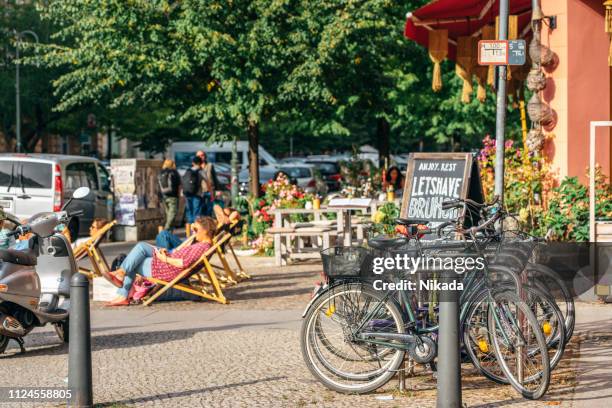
[0,335,8,354]
[54,319,69,343]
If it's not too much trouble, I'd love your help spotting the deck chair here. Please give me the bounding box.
[174,220,250,285]
[142,232,232,306]
[208,219,250,283]
[74,220,117,280]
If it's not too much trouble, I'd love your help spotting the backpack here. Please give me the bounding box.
[158,170,175,195]
[181,168,200,196]
[201,163,221,192]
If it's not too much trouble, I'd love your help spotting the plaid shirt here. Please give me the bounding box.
[151,241,212,282]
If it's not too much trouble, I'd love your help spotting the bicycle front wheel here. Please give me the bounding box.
[488,290,551,400]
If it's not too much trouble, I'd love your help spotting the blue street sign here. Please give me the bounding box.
[508,39,526,66]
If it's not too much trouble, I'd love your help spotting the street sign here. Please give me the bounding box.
[478,39,526,66]
[508,39,527,66]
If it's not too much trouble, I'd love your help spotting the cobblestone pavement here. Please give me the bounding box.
[0,250,601,407]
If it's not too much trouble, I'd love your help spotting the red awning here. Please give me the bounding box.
[404,0,533,60]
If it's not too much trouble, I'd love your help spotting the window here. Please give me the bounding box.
[0,162,14,186]
[66,163,99,190]
[209,152,233,164]
[20,162,53,189]
[308,162,339,175]
[98,164,111,192]
[281,167,312,178]
[174,152,194,170]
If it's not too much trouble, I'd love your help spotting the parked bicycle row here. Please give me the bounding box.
[301,196,574,401]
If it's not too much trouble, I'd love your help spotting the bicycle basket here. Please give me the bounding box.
[320,246,372,280]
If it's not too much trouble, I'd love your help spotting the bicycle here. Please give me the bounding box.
[301,198,553,399]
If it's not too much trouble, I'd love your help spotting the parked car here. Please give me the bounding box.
[0,154,113,237]
[279,164,328,196]
[278,157,307,164]
[238,167,277,196]
[305,160,342,192]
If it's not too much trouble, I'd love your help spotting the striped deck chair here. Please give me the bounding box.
[142,232,231,306]
[74,220,117,280]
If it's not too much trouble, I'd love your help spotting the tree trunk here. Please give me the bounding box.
[248,120,260,197]
[377,117,390,168]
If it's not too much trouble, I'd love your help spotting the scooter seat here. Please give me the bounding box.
[0,249,37,266]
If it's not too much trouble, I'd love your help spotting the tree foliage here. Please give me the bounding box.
[30,0,523,162]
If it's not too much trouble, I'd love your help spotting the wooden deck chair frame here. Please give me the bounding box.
[177,220,250,284]
[75,220,117,280]
[142,232,232,306]
[207,220,250,282]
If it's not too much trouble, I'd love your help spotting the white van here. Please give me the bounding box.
[170,141,278,171]
[0,154,113,237]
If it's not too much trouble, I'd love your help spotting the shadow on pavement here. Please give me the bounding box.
[1,321,293,358]
[96,376,287,407]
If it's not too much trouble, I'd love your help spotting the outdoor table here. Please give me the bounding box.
[271,207,341,228]
[270,207,342,265]
[327,198,376,246]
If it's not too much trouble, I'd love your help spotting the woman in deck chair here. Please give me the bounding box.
[106,216,218,306]
[155,205,240,251]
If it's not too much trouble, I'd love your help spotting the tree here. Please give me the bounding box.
[0,0,78,152]
[34,0,305,196]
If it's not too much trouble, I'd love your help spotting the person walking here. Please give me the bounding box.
[158,159,181,232]
[181,156,203,235]
[197,150,218,217]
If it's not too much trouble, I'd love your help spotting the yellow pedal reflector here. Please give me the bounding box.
[325,304,336,317]
[478,339,489,353]
[542,321,552,336]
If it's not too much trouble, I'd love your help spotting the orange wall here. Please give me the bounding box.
[542,0,611,182]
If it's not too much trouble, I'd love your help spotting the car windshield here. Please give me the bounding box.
[281,167,311,178]
[0,161,52,189]
[308,162,338,175]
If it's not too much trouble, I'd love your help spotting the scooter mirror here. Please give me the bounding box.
[72,187,91,200]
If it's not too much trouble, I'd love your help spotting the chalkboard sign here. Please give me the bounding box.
[399,153,483,230]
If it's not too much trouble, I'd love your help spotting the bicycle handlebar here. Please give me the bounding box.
[441,195,500,211]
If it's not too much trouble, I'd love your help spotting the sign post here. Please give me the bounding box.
[400,153,484,408]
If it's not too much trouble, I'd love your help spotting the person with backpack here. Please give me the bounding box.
[196,150,219,217]
[181,156,203,235]
[158,159,181,231]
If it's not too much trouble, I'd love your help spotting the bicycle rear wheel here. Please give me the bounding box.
[301,283,406,394]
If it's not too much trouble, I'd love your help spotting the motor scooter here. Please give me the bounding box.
[0,187,90,354]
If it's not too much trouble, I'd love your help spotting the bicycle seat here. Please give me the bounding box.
[395,218,430,227]
[0,249,37,266]
[368,236,408,250]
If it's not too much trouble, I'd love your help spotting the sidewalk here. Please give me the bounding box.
[564,303,612,408]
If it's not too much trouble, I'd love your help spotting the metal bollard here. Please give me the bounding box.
[436,271,462,408]
[68,273,93,407]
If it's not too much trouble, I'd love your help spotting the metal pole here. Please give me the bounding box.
[68,273,93,408]
[231,136,239,207]
[436,271,462,408]
[15,33,21,153]
[494,0,509,205]
[13,30,38,153]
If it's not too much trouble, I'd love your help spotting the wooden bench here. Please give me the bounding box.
[268,226,332,266]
